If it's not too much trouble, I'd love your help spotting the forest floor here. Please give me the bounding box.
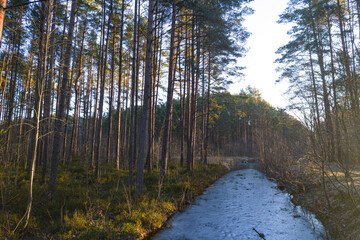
[0,161,228,239]
[2,156,358,239]
[263,159,360,239]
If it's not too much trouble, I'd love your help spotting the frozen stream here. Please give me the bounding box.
[154,168,326,240]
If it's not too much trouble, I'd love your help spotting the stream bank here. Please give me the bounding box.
[262,159,360,239]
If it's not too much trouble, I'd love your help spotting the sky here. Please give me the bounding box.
[228,0,292,109]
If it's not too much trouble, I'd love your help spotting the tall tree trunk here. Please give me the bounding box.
[107,22,116,163]
[63,16,79,163]
[146,6,160,172]
[188,15,196,170]
[0,39,13,121]
[56,0,69,114]
[124,78,129,159]
[42,0,57,183]
[27,2,46,172]
[307,24,331,207]
[192,24,200,164]
[91,0,106,168]
[6,10,23,164]
[204,53,211,164]
[327,16,342,163]
[48,0,78,199]
[179,23,185,166]
[115,0,126,170]
[185,16,192,172]
[307,34,320,128]
[133,1,141,172]
[129,0,139,185]
[150,17,163,170]
[24,0,53,225]
[95,0,113,178]
[81,61,92,160]
[0,0,7,46]
[136,0,155,194]
[201,52,205,163]
[90,67,100,167]
[70,18,87,159]
[309,13,334,163]
[160,0,176,180]
[336,0,357,110]
[15,49,33,183]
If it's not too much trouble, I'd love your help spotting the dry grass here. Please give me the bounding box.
[206,156,255,169]
[261,157,360,240]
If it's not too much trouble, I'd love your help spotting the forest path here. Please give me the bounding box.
[153,167,326,240]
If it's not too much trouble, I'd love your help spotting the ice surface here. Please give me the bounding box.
[154,168,326,240]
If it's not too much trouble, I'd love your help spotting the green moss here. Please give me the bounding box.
[0,161,227,239]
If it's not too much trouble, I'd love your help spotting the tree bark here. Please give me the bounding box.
[48,0,78,199]
[160,0,176,180]
[0,0,7,47]
[107,19,116,163]
[70,18,87,159]
[42,0,57,183]
[136,0,155,194]
[129,0,139,185]
[115,0,126,170]
[95,0,113,178]
[204,53,211,164]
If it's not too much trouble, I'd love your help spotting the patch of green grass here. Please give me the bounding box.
[0,161,227,239]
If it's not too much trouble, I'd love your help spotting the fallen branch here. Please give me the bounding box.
[252,227,266,240]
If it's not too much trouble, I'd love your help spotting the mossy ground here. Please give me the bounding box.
[0,160,227,239]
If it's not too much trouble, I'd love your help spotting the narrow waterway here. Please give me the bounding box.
[154,168,326,240]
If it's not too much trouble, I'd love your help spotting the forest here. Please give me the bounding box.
[0,0,359,239]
